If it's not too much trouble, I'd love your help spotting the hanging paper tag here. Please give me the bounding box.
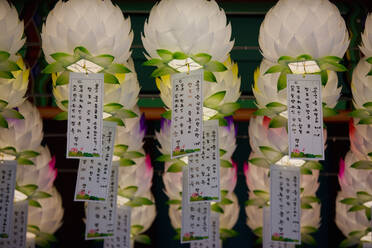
[85,164,118,239]
[190,211,220,248]
[67,72,104,159]
[287,74,324,160]
[0,200,28,247]
[364,243,372,248]
[104,205,131,248]
[270,164,301,245]
[181,166,210,243]
[74,121,117,202]
[171,69,203,158]
[0,161,17,239]
[263,207,295,248]
[188,120,220,203]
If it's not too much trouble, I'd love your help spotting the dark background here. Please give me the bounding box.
[8,0,372,247]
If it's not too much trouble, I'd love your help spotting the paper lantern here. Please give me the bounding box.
[142,0,233,79]
[156,56,241,122]
[335,192,372,246]
[16,146,57,192]
[0,101,43,162]
[41,0,132,64]
[253,59,341,115]
[41,0,138,123]
[360,13,372,57]
[0,0,29,127]
[27,187,64,246]
[259,0,349,62]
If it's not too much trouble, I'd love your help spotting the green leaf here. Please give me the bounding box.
[302,226,318,234]
[359,117,372,125]
[266,102,287,113]
[301,203,313,209]
[151,66,178,77]
[296,54,313,60]
[54,111,68,121]
[204,91,226,109]
[131,224,144,235]
[349,205,366,212]
[119,158,136,166]
[277,69,289,91]
[156,154,171,162]
[323,105,338,117]
[367,57,372,64]
[220,228,239,239]
[219,149,227,157]
[73,46,91,58]
[104,73,119,84]
[340,198,359,205]
[90,54,114,67]
[204,60,227,72]
[252,227,263,237]
[351,160,372,169]
[191,53,212,65]
[302,233,317,246]
[321,56,342,63]
[115,109,138,119]
[17,158,34,165]
[20,150,40,158]
[264,64,286,74]
[27,225,40,233]
[220,159,233,168]
[217,102,240,115]
[339,238,359,248]
[0,60,20,72]
[320,70,328,86]
[319,61,347,72]
[105,63,131,74]
[0,146,17,155]
[248,157,270,168]
[278,56,295,63]
[114,144,128,155]
[103,116,124,126]
[0,100,8,110]
[118,186,138,199]
[157,49,173,62]
[303,161,323,170]
[363,102,372,110]
[127,197,153,207]
[253,190,269,199]
[103,103,123,113]
[124,151,144,159]
[50,52,77,66]
[17,184,38,196]
[32,191,52,199]
[167,162,184,173]
[300,167,313,175]
[211,203,224,213]
[0,114,8,128]
[269,115,287,128]
[42,62,65,74]
[221,190,228,198]
[56,71,69,86]
[204,71,217,82]
[302,196,320,204]
[350,109,370,119]
[0,51,10,62]
[172,51,188,60]
[259,146,282,162]
[245,198,268,207]
[29,199,42,208]
[161,110,171,120]
[166,199,182,205]
[2,109,24,119]
[253,108,275,117]
[220,197,233,205]
[0,71,14,79]
[143,58,164,67]
[135,234,151,245]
